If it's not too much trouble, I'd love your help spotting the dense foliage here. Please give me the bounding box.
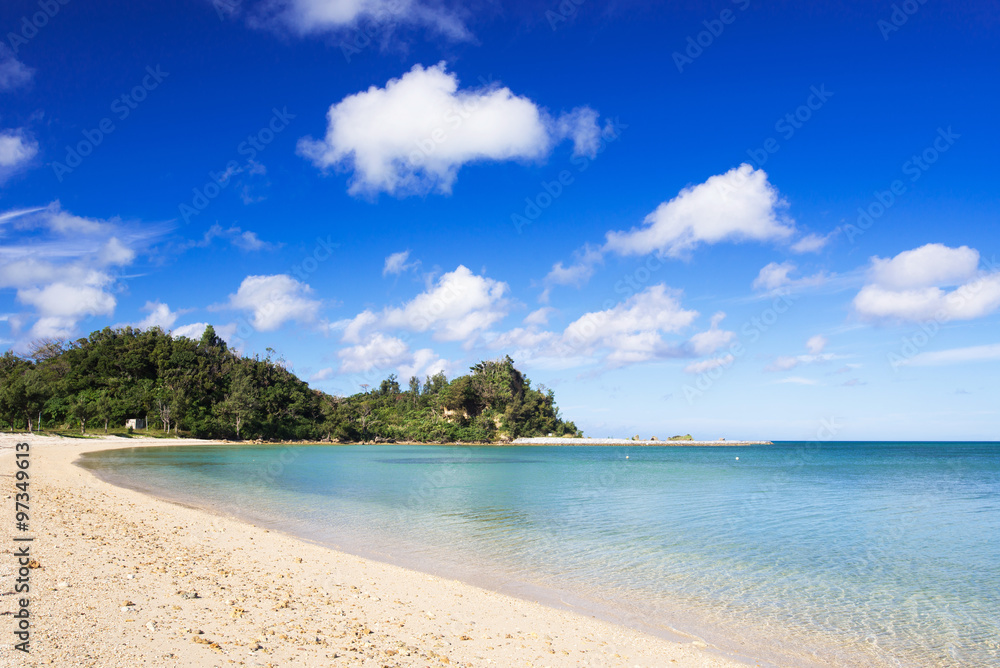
[0,327,581,442]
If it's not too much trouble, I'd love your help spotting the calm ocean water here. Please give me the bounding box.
[80,442,1000,667]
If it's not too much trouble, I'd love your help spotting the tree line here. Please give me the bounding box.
[0,326,581,442]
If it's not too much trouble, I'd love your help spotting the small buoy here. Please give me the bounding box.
[625,455,629,459]
[735,457,739,460]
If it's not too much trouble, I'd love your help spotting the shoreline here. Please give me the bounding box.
[511,438,772,446]
[0,434,754,667]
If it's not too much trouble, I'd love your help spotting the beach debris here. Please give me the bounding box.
[56,581,69,589]
[145,621,157,632]
[177,590,199,599]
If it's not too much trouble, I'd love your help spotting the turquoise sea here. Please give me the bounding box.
[80,442,1000,667]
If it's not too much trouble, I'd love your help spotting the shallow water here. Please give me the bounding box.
[80,442,1000,667]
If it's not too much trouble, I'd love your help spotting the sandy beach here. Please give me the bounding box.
[0,434,754,667]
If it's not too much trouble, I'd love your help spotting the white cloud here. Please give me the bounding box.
[0,203,165,341]
[383,249,418,276]
[561,285,698,367]
[686,312,735,356]
[136,301,179,330]
[869,243,979,290]
[683,354,734,374]
[231,230,272,251]
[753,261,796,291]
[543,166,799,296]
[260,0,471,41]
[298,62,601,196]
[853,244,1000,322]
[398,347,450,379]
[98,237,136,266]
[791,229,838,253]
[338,332,405,373]
[172,322,210,339]
[523,307,555,327]
[171,322,240,345]
[338,309,378,344]
[764,352,843,372]
[224,274,322,331]
[180,223,280,252]
[17,281,117,339]
[0,46,33,91]
[0,128,38,183]
[903,343,1000,367]
[604,164,795,258]
[542,244,603,300]
[806,334,828,354]
[491,287,740,372]
[752,261,828,293]
[310,367,336,382]
[346,265,508,344]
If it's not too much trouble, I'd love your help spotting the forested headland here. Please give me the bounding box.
[0,325,581,442]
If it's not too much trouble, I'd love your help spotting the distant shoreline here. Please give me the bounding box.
[0,433,773,447]
[512,437,772,446]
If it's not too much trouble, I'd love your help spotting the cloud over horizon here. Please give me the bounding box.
[853,243,1000,322]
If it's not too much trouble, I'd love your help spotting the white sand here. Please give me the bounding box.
[0,434,757,667]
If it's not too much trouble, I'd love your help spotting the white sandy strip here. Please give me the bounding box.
[0,434,756,667]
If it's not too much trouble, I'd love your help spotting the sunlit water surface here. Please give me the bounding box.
[80,442,1000,667]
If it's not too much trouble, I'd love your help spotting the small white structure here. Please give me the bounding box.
[126,418,146,430]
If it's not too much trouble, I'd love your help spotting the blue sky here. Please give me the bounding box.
[1,0,998,440]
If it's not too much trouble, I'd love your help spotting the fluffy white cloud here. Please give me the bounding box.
[869,243,979,289]
[491,287,738,371]
[338,332,410,373]
[0,46,32,90]
[383,249,418,276]
[853,244,1000,322]
[753,261,795,291]
[398,347,450,379]
[17,281,116,339]
[225,274,321,331]
[298,62,601,196]
[261,0,470,40]
[604,164,795,258]
[343,265,508,344]
[806,334,828,354]
[0,203,164,341]
[543,166,799,299]
[336,332,449,378]
[172,322,210,339]
[136,301,179,330]
[686,312,735,357]
[523,307,555,327]
[171,322,239,345]
[0,128,38,183]
[562,285,698,367]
